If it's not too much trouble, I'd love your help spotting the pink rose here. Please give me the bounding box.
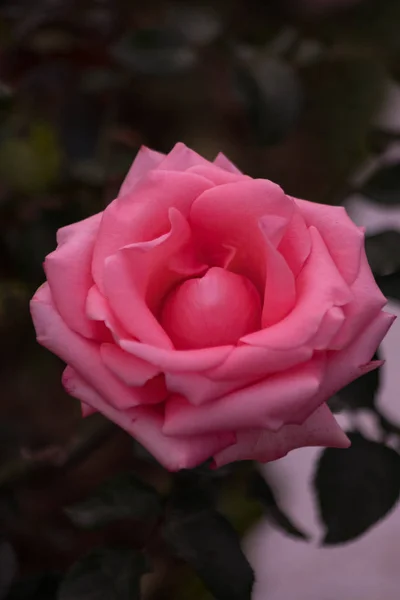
[30,143,393,471]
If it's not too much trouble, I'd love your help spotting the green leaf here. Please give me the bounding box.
[58,547,148,600]
[361,165,400,205]
[164,505,254,600]
[314,433,400,545]
[249,471,309,540]
[65,472,162,529]
[332,352,381,412]
[365,231,400,274]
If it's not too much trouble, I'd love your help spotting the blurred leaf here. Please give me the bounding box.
[5,572,60,600]
[361,164,400,205]
[65,472,162,529]
[303,54,386,178]
[249,471,309,540]
[58,547,148,600]
[0,121,61,193]
[236,54,303,145]
[375,271,400,301]
[314,432,400,545]
[112,29,197,75]
[166,4,223,46]
[365,231,400,275]
[333,352,381,412]
[0,541,17,600]
[164,484,254,600]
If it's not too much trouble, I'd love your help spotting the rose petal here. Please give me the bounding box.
[45,213,106,340]
[30,283,166,409]
[119,338,234,372]
[63,367,235,471]
[103,208,207,348]
[212,404,350,467]
[242,226,352,349]
[277,209,311,277]
[92,169,213,293]
[213,152,242,174]
[86,284,129,340]
[163,355,325,435]
[100,343,160,386]
[186,164,246,185]
[189,179,294,293]
[259,221,296,327]
[119,146,165,197]
[331,247,387,349]
[156,142,211,171]
[311,306,345,350]
[295,199,364,285]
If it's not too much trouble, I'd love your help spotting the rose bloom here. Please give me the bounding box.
[31,143,393,471]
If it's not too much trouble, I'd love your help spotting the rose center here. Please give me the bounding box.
[160,266,262,350]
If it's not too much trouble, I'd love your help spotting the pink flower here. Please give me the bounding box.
[30,143,393,471]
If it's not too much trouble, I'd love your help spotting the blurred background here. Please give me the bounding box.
[1,0,400,598]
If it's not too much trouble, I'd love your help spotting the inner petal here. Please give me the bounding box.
[160,267,262,349]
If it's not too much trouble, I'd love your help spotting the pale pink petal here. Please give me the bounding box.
[311,307,345,350]
[213,152,242,174]
[160,267,261,349]
[259,223,296,327]
[119,338,234,372]
[63,367,234,471]
[189,179,294,293]
[164,371,256,406]
[100,343,159,386]
[295,199,364,284]
[103,208,207,348]
[86,284,130,340]
[119,146,165,197]
[213,404,350,467]
[92,170,213,293]
[186,164,246,185]
[242,226,352,349]
[156,142,212,171]
[45,213,106,340]
[277,209,311,277]
[163,355,325,435]
[331,248,387,349]
[30,284,166,409]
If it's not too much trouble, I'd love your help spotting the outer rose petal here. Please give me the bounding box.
[242,226,352,349]
[331,248,387,349]
[63,367,235,471]
[213,152,242,174]
[163,355,325,435]
[45,213,105,340]
[212,404,350,467]
[155,142,212,171]
[189,179,294,293]
[100,343,159,386]
[295,199,364,285]
[277,209,311,277]
[92,169,213,293]
[186,164,246,185]
[30,283,166,409]
[118,146,165,197]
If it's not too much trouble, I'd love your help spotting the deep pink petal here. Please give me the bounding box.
[45,213,105,340]
[295,199,364,284]
[213,152,242,174]
[118,146,165,197]
[30,283,166,409]
[63,367,235,471]
[163,355,325,435]
[92,169,213,293]
[103,208,207,348]
[160,267,261,349]
[189,179,294,293]
[213,404,350,467]
[100,343,160,386]
[242,226,352,350]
